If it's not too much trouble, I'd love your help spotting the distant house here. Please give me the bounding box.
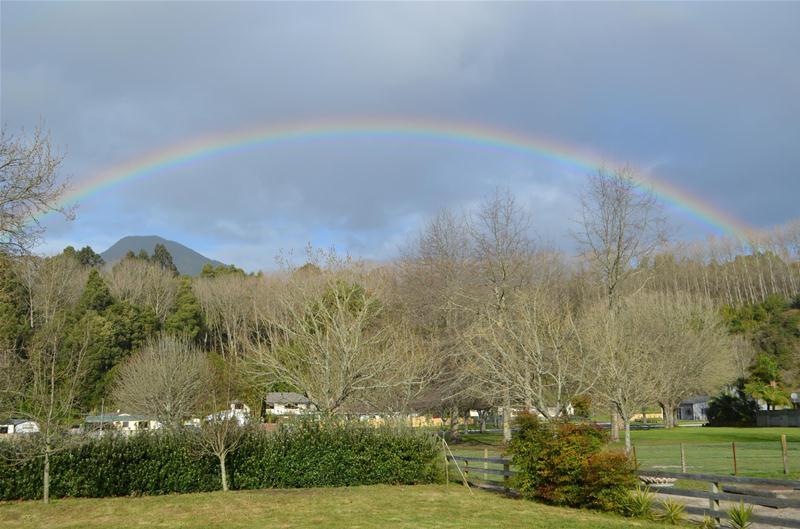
[263,392,313,416]
[205,401,251,426]
[0,419,40,436]
[84,413,161,434]
[676,396,711,422]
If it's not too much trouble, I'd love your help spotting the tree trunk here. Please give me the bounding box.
[479,415,486,433]
[624,419,632,453]
[219,454,228,492]
[610,408,620,442]
[502,391,512,443]
[449,406,459,434]
[661,403,675,429]
[43,448,50,504]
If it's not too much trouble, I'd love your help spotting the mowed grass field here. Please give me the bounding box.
[625,427,800,479]
[0,484,666,529]
[447,426,800,480]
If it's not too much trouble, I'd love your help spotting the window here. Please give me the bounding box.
[138,421,149,429]
[122,421,129,428]
[0,426,7,434]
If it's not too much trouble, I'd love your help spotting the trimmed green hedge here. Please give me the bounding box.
[0,421,441,501]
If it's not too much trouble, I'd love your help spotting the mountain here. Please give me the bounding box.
[100,235,225,276]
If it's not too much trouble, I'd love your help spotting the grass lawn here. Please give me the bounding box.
[626,427,800,479]
[0,484,666,529]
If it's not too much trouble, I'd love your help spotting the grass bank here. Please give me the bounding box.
[0,484,667,529]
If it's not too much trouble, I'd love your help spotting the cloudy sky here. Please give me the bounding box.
[2,2,798,270]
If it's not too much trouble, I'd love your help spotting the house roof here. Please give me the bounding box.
[265,392,310,405]
[680,395,711,405]
[3,419,35,426]
[85,413,155,423]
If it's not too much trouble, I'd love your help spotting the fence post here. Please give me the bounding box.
[483,448,488,482]
[503,460,510,493]
[443,437,449,486]
[709,481,721,526]
[680,443,686,473]
[781,434,789,475]
[632,445,638,468]
[731,442,738,475]
[464,458,469,485]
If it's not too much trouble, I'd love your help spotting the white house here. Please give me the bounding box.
[205,401,251,426]
[0,419,40,436]
[263,392,313,415]
[676,396,711,422]
[84,413,161,434]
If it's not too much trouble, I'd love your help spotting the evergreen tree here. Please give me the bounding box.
[137,249,150,261]
[152,243,178,275]
[199,263,245,278]
[76,246,104,267]
[165,277,205,341]
[78,269,113,313]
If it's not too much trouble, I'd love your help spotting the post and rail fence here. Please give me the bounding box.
[447,453,800,528]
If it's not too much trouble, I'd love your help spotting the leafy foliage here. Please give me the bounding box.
[723,294,800,389]
[654,497,685,525]
[727,500,753,529]
[621,485,655,519]
[164,277,205,342]
[200,263,245,278]
[707,385,759,427]
[0,422,440,501]
[509,413,635,512]
[62,245,105,267]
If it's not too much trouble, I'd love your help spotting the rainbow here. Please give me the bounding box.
[47,117,756,239]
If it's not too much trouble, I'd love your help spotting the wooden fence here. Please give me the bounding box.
[632,435,796,477]
[447,454,800,528]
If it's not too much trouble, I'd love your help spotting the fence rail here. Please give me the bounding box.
[446,454,800,529]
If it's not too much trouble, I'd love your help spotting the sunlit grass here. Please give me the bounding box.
[0,484,667,529]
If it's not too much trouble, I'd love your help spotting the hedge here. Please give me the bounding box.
[0,421,442,501]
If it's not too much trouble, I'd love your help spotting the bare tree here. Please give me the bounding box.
[105,258,178,323]
[575,166,667,307]
[247,251,426,414]
[1,315,89,503]
[581,296,661,453]
[644,292,739,428]
[1,126,73,255]
[111,334,212,428]
[189,361,248,492]
[396,209,476,432]
[467,284,596,421]
[574,166,666,441]
[194,274,259,359]
[15,253,87,330]
[468,189,536,442]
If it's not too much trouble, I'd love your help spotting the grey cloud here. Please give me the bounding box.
[2,2,799,268]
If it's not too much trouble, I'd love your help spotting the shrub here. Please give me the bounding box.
[694,515,717,529]
[622,485,655,519]
[655,497,685,525]
[0,420,441,501]
[728,501,753,529]
[707,389,758,427]
[508,413,634,512]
